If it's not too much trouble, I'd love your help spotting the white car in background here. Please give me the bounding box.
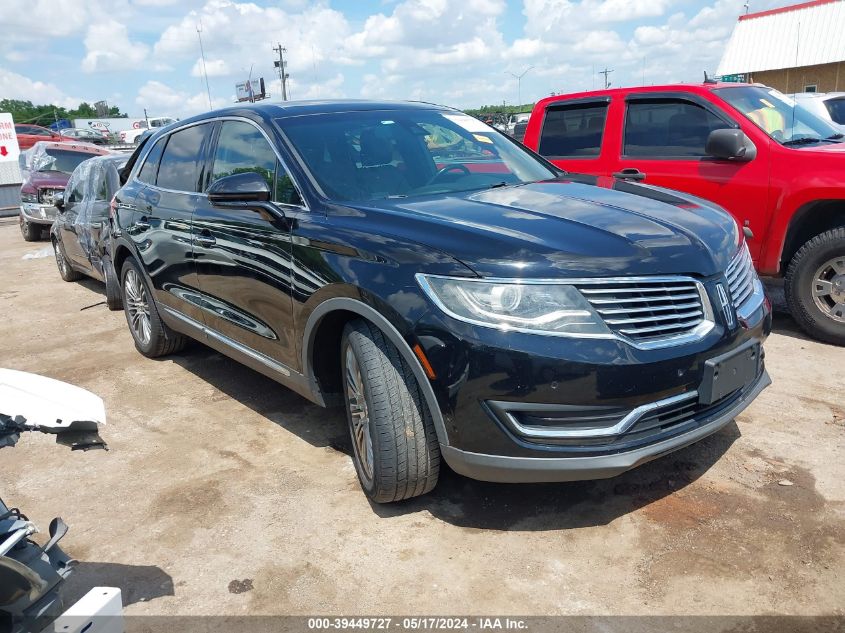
[506,112,531,135]
[789,92,845,133]
[119,117,176,144]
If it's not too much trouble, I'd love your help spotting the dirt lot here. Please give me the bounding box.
[1,218,843,620]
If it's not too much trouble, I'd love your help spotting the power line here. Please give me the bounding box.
[273,44,290,102]
[599,67,614,89]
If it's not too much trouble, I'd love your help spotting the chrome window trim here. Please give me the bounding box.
[131,115,309,211]
[415,273,716,350]
[495,390,699,440]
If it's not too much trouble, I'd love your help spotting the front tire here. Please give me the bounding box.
[120,257,187,357]
[341,320,440,503]
[785,227,845,345]
[52,239,82,282]
[20,217,41,242]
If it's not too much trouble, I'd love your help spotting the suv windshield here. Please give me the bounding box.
[715,86,843,145]
[279,109,558,201]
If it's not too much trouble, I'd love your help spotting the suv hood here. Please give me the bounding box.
[345,176,740,279]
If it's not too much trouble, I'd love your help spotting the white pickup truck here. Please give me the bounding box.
[119,117,176,144]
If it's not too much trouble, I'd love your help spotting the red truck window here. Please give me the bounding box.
[623,99,730,158]
[538,102,608,158]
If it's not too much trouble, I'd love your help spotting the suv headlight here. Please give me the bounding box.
[21,191,37,203]
[416,274,611,336]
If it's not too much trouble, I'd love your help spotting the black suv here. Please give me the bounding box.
[110,101,772,503]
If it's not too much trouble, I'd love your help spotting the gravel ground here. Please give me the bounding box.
[1,218,843,622]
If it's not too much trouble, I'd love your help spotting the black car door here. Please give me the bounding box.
[192,119,301,370]
[130,122,214,325]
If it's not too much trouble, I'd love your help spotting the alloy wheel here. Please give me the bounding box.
[812,256,845,323]
[124,268,152,346]
[345,347,374,483]
[53,242,67,276]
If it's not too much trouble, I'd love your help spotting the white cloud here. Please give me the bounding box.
[585,0,673,23]
[135,80,228,118]
[506,38,556,60]
[0,69,81,109]
[2,0,93,40]
[191,58,231,78]
[82,20,150,73]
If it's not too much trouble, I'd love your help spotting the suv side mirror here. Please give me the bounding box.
[54,191,65,212]
[706,128,755,161]
[208,172,272,204]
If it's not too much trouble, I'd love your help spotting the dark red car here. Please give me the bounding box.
[524,82,845,345]
[15,124,62,150]
[19,141,111,241]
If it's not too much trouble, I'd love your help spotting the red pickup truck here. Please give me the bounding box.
[523,82,845,345]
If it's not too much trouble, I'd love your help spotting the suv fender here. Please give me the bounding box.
[302,297,450,447]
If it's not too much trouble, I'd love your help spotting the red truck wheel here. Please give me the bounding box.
[785,227,845,346]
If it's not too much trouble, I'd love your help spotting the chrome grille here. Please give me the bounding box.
[726,244,756,311]
[37,188,62,204]
[576,278,707,342]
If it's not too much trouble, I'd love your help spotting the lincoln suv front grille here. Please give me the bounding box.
[726,244,757,311]
[575,278,710,344]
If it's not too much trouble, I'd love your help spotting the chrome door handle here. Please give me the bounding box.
[195,234,216,247]
[134,216,151,231]
[612,168,646,181]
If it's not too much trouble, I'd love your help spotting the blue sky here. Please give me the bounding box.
[1,0,790,118]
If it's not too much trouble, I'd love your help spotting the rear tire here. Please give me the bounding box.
[341,320,440,503]
[785,227,845,346]
[20,217,41,242]
[52,239,82,282]
[120,257,187,357]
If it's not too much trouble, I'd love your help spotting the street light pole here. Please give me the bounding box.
[505,66,534,107]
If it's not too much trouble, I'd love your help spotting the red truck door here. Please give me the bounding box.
[606,93,771,262]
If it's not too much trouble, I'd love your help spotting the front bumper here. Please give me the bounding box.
[443,368,770,483]
[20,203,57,225]
[411,272,772,482]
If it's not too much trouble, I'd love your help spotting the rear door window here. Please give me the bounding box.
[155,123,213,192]
[538,102,609,158]
[138,138,165,185]
[623,99,730,157]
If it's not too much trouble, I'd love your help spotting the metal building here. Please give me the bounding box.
[717,0,845,93]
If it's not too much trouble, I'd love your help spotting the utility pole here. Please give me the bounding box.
[505,66,534,108]
[196,22,213,110]
[273,44,290,101]
[599,67,614,89]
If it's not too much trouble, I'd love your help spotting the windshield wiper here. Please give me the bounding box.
[488,181,510,189]
[826,133,844,140]
[782,137,826,146]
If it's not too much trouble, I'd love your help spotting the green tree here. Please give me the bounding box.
[0,99,127,126]
[464,103,536,118]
